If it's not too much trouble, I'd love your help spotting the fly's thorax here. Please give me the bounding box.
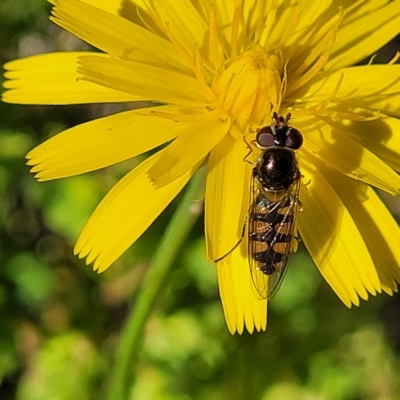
[255,148,297,191]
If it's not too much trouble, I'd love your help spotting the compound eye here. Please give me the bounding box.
[285,128,303,150]
[256,126,275,148]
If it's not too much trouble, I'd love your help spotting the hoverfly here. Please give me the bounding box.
[248,112,303,299]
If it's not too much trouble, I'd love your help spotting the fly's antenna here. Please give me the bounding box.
[272,112,292,126]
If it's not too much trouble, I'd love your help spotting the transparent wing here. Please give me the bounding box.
[248,174,301,299]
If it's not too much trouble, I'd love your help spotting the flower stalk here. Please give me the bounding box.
[106,166,206,400]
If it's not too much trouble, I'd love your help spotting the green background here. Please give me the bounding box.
[1,1,400,399]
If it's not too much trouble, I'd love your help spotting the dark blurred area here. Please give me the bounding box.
[1,1,400,399]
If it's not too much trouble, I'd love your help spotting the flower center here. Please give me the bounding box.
[213,48,284,131]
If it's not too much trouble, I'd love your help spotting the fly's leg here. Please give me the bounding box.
[291,230,302,252]
[213,219,247,262]
[243,134,256,165]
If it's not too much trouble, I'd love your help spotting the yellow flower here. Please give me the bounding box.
[3,0,400,334]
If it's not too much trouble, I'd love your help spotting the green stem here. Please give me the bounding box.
[106,167,206,400]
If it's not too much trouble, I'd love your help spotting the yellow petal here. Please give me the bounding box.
[148,111,230,186]
[75,0,121,14]
[77,0,146,15]
[327,1,400,70]
[213,0,266,53]
[2,52,138,104]
[118,0,162,33]
[75,151,195,272]
[78,55,213,106]
[205,133,250,261]
[72,0,157,33]
[26,107,189,181]
[298,116,400,195]
[216,240,267,335]
[358,116,400,172]
[339,95,400,121]
[287,0,331,41]
[212,1,235,50]
[284,6,342,88]
[298,153,381,307]
[325,115,400,172]
[151,0,207,53]
[291,65,400,102]
[51,0,187,70]
[327,168,400,295]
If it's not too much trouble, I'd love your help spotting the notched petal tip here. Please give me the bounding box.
[27,164,46,182]
[216,243,268,335]
[28,164,43,174]
[26,163,46,181]
[85,251,97,267]
[71,152,194,274]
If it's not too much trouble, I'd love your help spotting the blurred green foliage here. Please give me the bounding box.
[1,1,400,399]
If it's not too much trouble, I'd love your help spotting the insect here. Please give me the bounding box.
[248,112,303,299]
